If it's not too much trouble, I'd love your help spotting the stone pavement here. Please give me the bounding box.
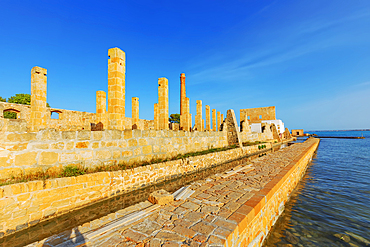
[27,139,317,247]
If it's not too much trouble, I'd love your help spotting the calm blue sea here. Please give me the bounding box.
[264,131,370,247]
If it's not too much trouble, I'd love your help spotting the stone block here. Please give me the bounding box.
[8,143,28,151]
[148,189,174,205]
[90,142,99,149]
[75,141,89,149]
[139,138,148,146]
[128,139,138,147]
[0,156,10,168]
[132,129,142,138]
[134,148,141,156]
[123,130,132,139]
[51,142,65,150]
[59,152,79,163]
[62,131,76,140]
[77,130,91,140]
[113,150,121,159]
[92,131,103,140]
[39,152,59,165]
[80,151,93,160]
[143,145,153,154]
[65,141,75,150]
[15,152,38,167]
[95,150,111,160]
[38,129,61,141]
[122,150,133,157]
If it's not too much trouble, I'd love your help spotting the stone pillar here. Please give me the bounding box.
[108,47,125,130]
[185,97,190,131]
[195,100,203,131]
[180,73,186,130]
[205,105,210,131]
[132,97,139,129]
[202,119,204,131]
[212,109,216,131]
[154,103,159,130]
[30,66,47,132]
[217,111,221,131]
[96,91,108,128]
[158,78,169,130]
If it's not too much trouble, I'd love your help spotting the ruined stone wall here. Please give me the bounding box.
[0,142,267,236]
[240,106,276,124]
[239,122,275,143]
[0,119,227,180]
[0,102,154,131]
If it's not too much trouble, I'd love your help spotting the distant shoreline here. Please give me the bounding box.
[307,129,370,132]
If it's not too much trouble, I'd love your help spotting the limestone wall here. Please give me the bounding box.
[0,119,227,180]
[0,102,154,131]
[0,142,267,237]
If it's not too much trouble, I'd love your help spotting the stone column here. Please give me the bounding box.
[96,91,108,128]
[202,119,204,131]
[212,109,216,131]
[132,97,139,129]
[185,97,190,131]
[206,105,210,131]
[108,47,125,130]
[154,103,159,130]
[196,100,203,131]
[30,66,47,132]
[217,111,221,131]
[180,73,186,130]
[158,78,169,130]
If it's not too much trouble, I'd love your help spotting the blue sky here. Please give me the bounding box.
[1,0,370,130]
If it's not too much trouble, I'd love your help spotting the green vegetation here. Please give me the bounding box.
[242,141,266,146]
[0,144,238,186]
[258,144,267,150]
[4,112,17,119]
[61,165,86,177]
[8,93,32,105]
[169,113,180,124]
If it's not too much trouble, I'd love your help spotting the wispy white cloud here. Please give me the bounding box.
[188,7,370,86]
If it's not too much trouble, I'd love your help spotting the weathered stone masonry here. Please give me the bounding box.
[0,140,272,237]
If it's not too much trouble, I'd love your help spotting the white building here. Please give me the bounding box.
[262,119,284,134]
[249,120,285,134]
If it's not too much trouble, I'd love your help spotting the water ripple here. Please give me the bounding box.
[264,131,370,246]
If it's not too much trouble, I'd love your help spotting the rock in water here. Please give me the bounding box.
[334,233,350,243]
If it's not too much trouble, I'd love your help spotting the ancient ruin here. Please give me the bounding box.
[0,47,298,244]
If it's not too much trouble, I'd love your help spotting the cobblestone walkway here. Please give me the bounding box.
[29,139,317,247]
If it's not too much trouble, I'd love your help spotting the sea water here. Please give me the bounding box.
[264,130,370,247]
